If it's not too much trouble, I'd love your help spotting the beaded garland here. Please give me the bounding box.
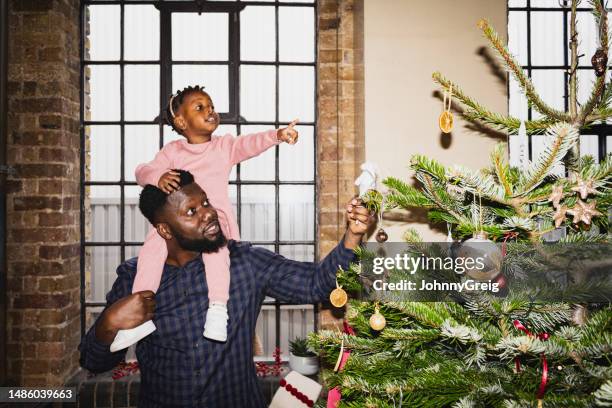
[279,378,314,407]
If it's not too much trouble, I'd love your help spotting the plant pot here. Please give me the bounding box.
[288,353,319,375]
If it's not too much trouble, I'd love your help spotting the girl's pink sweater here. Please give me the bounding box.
[135,129,280,239]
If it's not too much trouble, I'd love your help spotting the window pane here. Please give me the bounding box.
[240,65,276,121]
[172,13,228,61]
[530,69,564,119]
[241,185,275,242]
[86,246,120,302]
[608,136,612,154]
[125,5,159,61]
[88,125,120,181]
[86,5,119,61]
[240,125,276,181]
[216,124,237,136]
[87,186,121,242]
[279,185,314,241]
[531,0,563,7]
[531,12,564,66]
[508,12,528,66]
[279,7,315,63]
[241,6,275,62]
[573,11,598,67]
[279,305,315,360]
[125,185,152,242]
[164,124,182,145]
[125,245,143,263]
[508,0,526,6]
[87,65,120,121]
[279,245,314,262]
[280,125,313,181]
[580,135,600,162]
[125,125,159,182]
[125,65,160,121]
[279,66,314,122]
[577,69,595,107]
[172,65,229,113]
[509,71,529,120]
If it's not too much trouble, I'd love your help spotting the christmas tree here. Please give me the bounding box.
[312,1,611,407]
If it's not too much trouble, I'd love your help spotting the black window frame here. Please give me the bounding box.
[508,0,609,161]
[79,0,319,359]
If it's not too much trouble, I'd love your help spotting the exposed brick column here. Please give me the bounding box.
[317,0,365,258]
[6,0,81,386]
[317,0,365,329]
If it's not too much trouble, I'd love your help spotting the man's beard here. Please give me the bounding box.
[175,228,227,253]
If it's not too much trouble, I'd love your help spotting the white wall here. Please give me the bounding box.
[364,0,508,241]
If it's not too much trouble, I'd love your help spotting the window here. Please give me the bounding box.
[508,0,611,163]
[81,0,317,360]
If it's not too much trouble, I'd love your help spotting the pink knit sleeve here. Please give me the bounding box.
[135,145,174,187]
[224,129,281,166]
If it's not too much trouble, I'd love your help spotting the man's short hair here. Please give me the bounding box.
[139,169,195,225]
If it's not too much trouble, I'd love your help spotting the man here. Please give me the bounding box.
[79,170,375,407]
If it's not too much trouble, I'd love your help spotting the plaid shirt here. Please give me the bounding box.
[79,239,356,408]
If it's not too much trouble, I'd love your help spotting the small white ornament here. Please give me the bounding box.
[446,223,454,243]
[509,121,530,170]
[354,162,379,197]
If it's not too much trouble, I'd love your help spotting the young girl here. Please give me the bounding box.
[110,85,299,351]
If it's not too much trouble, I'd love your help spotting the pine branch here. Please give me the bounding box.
[569,0,579,118]
[515,123,580,196]
[594,380,612,407]
[578,1,610,140]
[447,165,509,205]
[410,154,448,182]
[491,143,514,196]
[383,177,434,209]
[432,72,553,135]
[477,19,571,122]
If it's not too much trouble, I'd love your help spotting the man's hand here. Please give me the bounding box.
[158,170,181,194]
[344,197,376,250]
[277,119,299,144]
[95,291,156,345]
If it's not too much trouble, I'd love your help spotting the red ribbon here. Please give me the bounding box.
[327,322,355,408]
[513,320,550,400]
[502,232,519,257]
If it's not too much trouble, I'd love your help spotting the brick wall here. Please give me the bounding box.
[6,0,81,386]
[317,0,365,330]
[317,0,365,258]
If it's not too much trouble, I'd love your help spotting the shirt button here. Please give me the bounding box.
[194,342,199,348]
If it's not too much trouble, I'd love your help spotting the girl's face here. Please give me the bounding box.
[176,91,220,137]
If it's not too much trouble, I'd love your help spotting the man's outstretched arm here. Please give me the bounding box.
[258,198,374,303]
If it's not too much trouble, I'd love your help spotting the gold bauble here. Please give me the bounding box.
[438,111,454,133]
[330,287,348,308]
[369,311,386,331]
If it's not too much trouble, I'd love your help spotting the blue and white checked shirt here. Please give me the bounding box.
[79,239,356,408]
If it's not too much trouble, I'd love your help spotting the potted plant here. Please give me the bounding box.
[288,337,318,375]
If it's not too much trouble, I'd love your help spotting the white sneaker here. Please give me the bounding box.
[110,320,157,352]
[203,302,228,342]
